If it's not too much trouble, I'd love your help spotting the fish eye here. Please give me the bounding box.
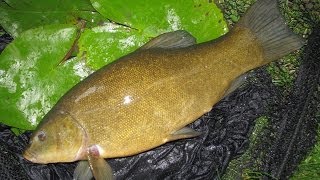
[37,131,46,141]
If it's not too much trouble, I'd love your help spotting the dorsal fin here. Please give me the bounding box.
[140,30,196,50]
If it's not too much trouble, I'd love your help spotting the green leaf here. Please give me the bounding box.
[10,127,25,135]
[90,0,227,43]
[0,24,86,130]
[78,23,148,70]
[0,0,106,38]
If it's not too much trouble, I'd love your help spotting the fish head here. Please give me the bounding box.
[23,110,87,164]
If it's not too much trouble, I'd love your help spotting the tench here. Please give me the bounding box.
[23,0,304,179]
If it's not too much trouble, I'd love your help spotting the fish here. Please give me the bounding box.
[23,0,304,179]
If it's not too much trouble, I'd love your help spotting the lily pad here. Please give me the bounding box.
[0,24,86,130]
[0,0,106,38]
[90,0,227,43]
[78,23,149,70]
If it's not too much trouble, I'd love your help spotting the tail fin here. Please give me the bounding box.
[237,0,305,62]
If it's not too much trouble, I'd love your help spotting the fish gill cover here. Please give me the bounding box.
[0,0,227,130]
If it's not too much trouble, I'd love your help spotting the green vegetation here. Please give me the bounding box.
[292,127,320,179]
[217,0,255,25]
[223,116,269,179]
[0,28,5,36]
[266,53,301,94]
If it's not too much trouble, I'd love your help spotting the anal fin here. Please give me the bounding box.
[166,127,202,142]
[223,73,248,98]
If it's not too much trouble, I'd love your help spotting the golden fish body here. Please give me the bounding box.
[57,27,261,158]
[23,0,304,179]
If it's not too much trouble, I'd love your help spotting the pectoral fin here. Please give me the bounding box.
[73,161,93,180]
[73,146,113,180]
[166,127,202,142]
[140,30,196,50]
[87,145,114,180]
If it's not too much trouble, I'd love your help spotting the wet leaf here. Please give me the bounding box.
[0,0,106,38]
[0,24,87,130]
[78,23,148,70]
[90,0,227,43]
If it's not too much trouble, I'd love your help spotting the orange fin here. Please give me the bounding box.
[167,127,202,142]
[87,145,114,180]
